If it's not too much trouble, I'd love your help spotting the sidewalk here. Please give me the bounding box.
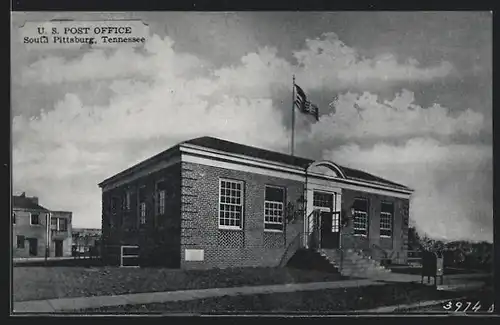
[14,279,382,313]
[372,272,491,284]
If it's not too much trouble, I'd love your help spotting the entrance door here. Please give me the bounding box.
[55,240,63,257]
[320,211,340,249]
[27,238,38,256]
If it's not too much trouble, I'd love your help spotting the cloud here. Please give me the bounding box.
[12,32,486,238]
[293,32,455,90]
[13,35,290,227]
[303,89,486,145]
[325,138,493,242]
[19,35,209,86]
[19,32,455,92]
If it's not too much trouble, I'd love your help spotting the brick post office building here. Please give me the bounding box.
[99,137,413,271]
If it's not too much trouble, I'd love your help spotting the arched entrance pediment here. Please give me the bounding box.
[307,160,346,179]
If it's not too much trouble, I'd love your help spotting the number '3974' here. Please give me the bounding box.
[443,301,494,313]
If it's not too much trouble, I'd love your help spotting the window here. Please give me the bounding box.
[111,197,119,214]
[332,193,341,232]
[314,191,341,232]
[139,203,146,224]
[17,235,25,249]
[59,218,68,232]
[138,187,147,225]
[51,218,68,231]
[380,202,394,237]
[353,198,368,236]
[313,192,333,208]
[264,186,285,231]
[156,181,166,215]
[122,191,131,211]
[30,213,40,225]
[219,179,243,229]
[51,217,58,230]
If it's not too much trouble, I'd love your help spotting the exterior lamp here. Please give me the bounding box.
[296,196,305,213]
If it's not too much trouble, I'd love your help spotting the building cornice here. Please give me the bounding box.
[180,146,413,198]
[99,141,412,199]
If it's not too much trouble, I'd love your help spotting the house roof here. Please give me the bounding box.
[184,137,412,191]
[100,136,412,192]
[12,196,49,211]
[338,165,411,190]
[184,136,313,169]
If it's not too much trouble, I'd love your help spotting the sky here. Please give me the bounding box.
[11,12,492,242]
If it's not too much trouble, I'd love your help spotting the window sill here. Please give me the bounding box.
[353,234,368,237]
[218,226,243,231]
[380,235,392,238]
[264,229,283,233]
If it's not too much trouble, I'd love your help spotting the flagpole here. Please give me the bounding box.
[291,75,296,156]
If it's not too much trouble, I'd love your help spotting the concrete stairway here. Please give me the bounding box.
[286,248,341,274]
[319,248,392,278]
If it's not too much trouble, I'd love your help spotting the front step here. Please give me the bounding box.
[318,249,392,278]
[286,249,341,274]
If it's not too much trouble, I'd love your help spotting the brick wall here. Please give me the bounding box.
[341,189,409,264]
[180,162,305,269]
[101,163,182,266]
[13,209,49,258]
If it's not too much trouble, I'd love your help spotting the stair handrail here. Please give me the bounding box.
[278,209,320,267]
[278,231,302,267]
[371,243,389,259]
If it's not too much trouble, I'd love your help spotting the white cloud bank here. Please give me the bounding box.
[12,32,491,242]
[304,89,485,142]
[325,138,492,242]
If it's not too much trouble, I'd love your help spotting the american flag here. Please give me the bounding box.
[294,84,319,121]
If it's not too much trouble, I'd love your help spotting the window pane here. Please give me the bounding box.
[381,202,394,214]
[313,192,334,208]
[354,228,366,235]
[264,223,283,231]
[353,198,368,212]
[381,229,391,237]
[17,236,25,248]
[333,193,342,212]
[219,180,243,228]
[157,181,166,191]
[265,186,284,202]
[59,218,68,231]
[139,187,146,201]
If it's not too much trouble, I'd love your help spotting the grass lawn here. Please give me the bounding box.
[80,282,467,314]
[13,266,346,302]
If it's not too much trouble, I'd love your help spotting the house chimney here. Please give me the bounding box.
[20,192,26,198]
[30,196,39,205]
